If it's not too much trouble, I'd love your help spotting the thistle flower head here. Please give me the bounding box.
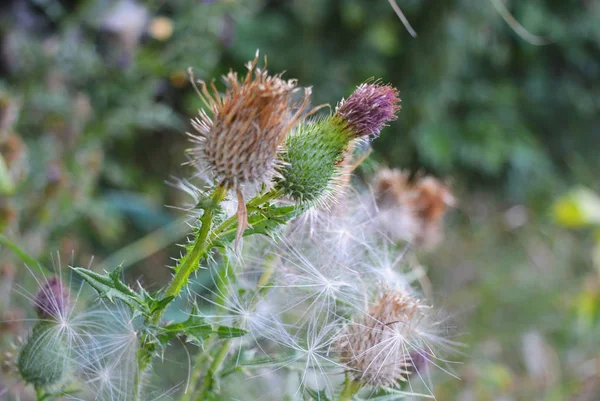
[372,168,455,247]
[33,276,70,320]
[17,321,69,387]
[277,118,350,204]
[8,256,142,398]
[338,289,427,387]
[336,82,401,138]
[189,51,312,189]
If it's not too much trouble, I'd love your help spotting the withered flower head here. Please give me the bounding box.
[336,82,401,138]
[33,277,70,320]
[339,289,425,387]
[373,168,455,248]
[189,51,312,189]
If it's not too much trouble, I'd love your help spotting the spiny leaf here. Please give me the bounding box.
[215,325,248,338]
[71,266,147,314]
[149,295,175,314]
[157,312,247,345]
[214,204,305,246]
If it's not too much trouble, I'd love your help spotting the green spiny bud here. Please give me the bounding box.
[18,321,69,388]
[277,117,350,203]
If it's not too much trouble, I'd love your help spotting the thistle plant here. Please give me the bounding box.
[3,53,456,401]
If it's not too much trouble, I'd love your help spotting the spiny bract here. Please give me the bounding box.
[277,118,350,204]
[17,321,69,388]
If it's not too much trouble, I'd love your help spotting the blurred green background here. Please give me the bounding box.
[1,0,599,400]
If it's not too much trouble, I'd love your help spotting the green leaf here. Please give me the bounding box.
[214,204,305,247]
[149,295,175,314]
[0,234,47,272]
[157,311,247,345]
[305,387,331,401]
[215,325,248,339]
[71,266,147,314]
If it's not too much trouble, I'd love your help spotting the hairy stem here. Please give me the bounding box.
[196,337,232,400]
[181,335,216,401]
[338,376,362,401]
[147,187,285,400]
[132,363,143,401]
[165,185,228,299]
[151,185,228,325]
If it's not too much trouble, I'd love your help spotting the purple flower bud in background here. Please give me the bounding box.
[34,277,69,320]
[336,82,401,138]
[408,350,429,375]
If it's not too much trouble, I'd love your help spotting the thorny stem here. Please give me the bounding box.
[138,185,227,400]
[196,337,233,400]
[181,335,216,401]
[132,361,143,401]
[151,185,228,325]
[338,375,362,401]
[143,187,286,400]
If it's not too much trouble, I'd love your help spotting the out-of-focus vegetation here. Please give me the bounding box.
[0,0,599,400]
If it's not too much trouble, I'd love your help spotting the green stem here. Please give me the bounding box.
[248,188,284,207]
[258,253,279,295]
[133,365,143,401]
[196,338,232,400]
[151,185,228,325]
[142,186,227,399]
[181,335,216,401]
[165,185,228,299]
[146,187,284,400]
[338,376,362,401]
[34,386,47,401]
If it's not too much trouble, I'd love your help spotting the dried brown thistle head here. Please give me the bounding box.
[373,168,455,248]
[188,51,312,189]
[339,289,423,387]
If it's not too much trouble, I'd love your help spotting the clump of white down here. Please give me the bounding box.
[191,189,456,400]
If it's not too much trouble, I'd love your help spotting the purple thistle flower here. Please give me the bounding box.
[33,277,69,320]
[336,82,401,138]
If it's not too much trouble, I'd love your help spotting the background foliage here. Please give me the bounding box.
[1,0,599,400]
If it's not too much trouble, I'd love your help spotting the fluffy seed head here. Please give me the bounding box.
[338,289,423,387]
[336,82,401,138]
[189,51,312,189]
[33,277,70,320]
